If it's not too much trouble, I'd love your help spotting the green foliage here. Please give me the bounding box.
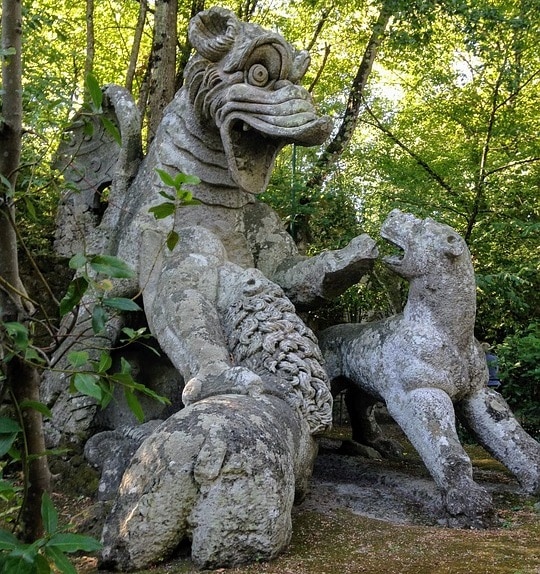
[0,493,101,574]
[498,322,540,436]
[60,253,139,325]
[66,349,170,423]
[150,169,201,251]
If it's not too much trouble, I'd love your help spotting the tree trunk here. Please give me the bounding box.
[146,0,179,144]
[126,0,149,93]
[10,359,51,541]
[306,0,393,191]
[85,0,95,80]
[175,0,205,91]
[1,0,51,541]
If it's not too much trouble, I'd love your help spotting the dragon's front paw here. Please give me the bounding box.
[182,366,264,405]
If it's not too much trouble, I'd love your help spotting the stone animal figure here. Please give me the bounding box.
[319,209,540,528]
[44,6,379,570]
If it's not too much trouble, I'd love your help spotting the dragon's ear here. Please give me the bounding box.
[189,7,239,62]
[290,50,311,83]
[444,233,465,258]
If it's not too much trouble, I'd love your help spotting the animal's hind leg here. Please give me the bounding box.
[385,387,495,527]
[344,385,403,459]
[457,388,540,494]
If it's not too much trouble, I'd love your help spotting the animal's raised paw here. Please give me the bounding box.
[182,366,264,405]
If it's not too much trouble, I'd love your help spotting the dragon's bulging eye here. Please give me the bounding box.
[247,63,270,87]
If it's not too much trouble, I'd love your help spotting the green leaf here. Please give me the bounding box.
[86,73,103,111]
[24,347,44,364]
[34,553,51,574]
[96,352,112,374]
[102,297,141,312]
[72,373,102,401]
[67,351,89,368]
[23,195,37,221]
[91,305,108,334]
[174,173,201,186]
[155,168,177,188]
[0,436,18,458]
[19,401,52,419]
[0,418,22,435]
[59,277,89,317]
[0,529,19,550]
[166,230,179,251]
[3,322,29,350]
[124,389,144,423]
[0,173,14,197]
[148,202,176,219]
[101,116,121,146]
[47,533,102,553]
[41,492,58,535]
[0,479,20,498]
[89,255,134,279]
[158,190,175,201]
[68,253,87,270]
[0,554,35,574]
[44,545,77,574]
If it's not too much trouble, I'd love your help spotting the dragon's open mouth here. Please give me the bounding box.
[220,101,332,194]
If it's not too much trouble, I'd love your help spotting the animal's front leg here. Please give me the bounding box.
[457,388,540,495]
[385,387,495,527]
[100,394,308,570]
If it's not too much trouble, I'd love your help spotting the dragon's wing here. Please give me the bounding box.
[54,85,142,257]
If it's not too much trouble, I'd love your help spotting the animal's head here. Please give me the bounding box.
[380,209,469,279]
[185,6,333,194]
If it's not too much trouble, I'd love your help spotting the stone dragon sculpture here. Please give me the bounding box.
[319,210,540,528]
[44,6,378,569]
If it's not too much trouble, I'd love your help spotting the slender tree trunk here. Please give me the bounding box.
[85,0,95,80]
[175,0,205,91]
[290,0,393,246]
[1,1,24,318]
[146,0,178,144]
[1,0,51,541]
[11,361,51,541]
[126,0,148,92]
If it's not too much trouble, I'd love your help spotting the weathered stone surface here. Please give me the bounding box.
[44,6,379,569]
[43,4,377,448]
[99,395,316,570]
[319,209,540,527]
[84,420,163,501]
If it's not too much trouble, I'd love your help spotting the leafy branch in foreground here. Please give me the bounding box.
[0,492,101,574]
[150,168,201,251]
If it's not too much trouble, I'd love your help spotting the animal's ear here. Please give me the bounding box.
[189,7,239,62]
[444,233,465,258]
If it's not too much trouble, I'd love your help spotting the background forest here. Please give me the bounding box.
[0,0,539,565]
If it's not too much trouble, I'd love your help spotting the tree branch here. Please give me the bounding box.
[362,103,457,197]
[305,0,393,191]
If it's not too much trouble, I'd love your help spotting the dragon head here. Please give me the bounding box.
[186,6,333,195]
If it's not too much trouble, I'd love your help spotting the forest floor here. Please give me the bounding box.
[60,420,540,574]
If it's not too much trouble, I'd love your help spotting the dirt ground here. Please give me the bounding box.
[63,421,540,574]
